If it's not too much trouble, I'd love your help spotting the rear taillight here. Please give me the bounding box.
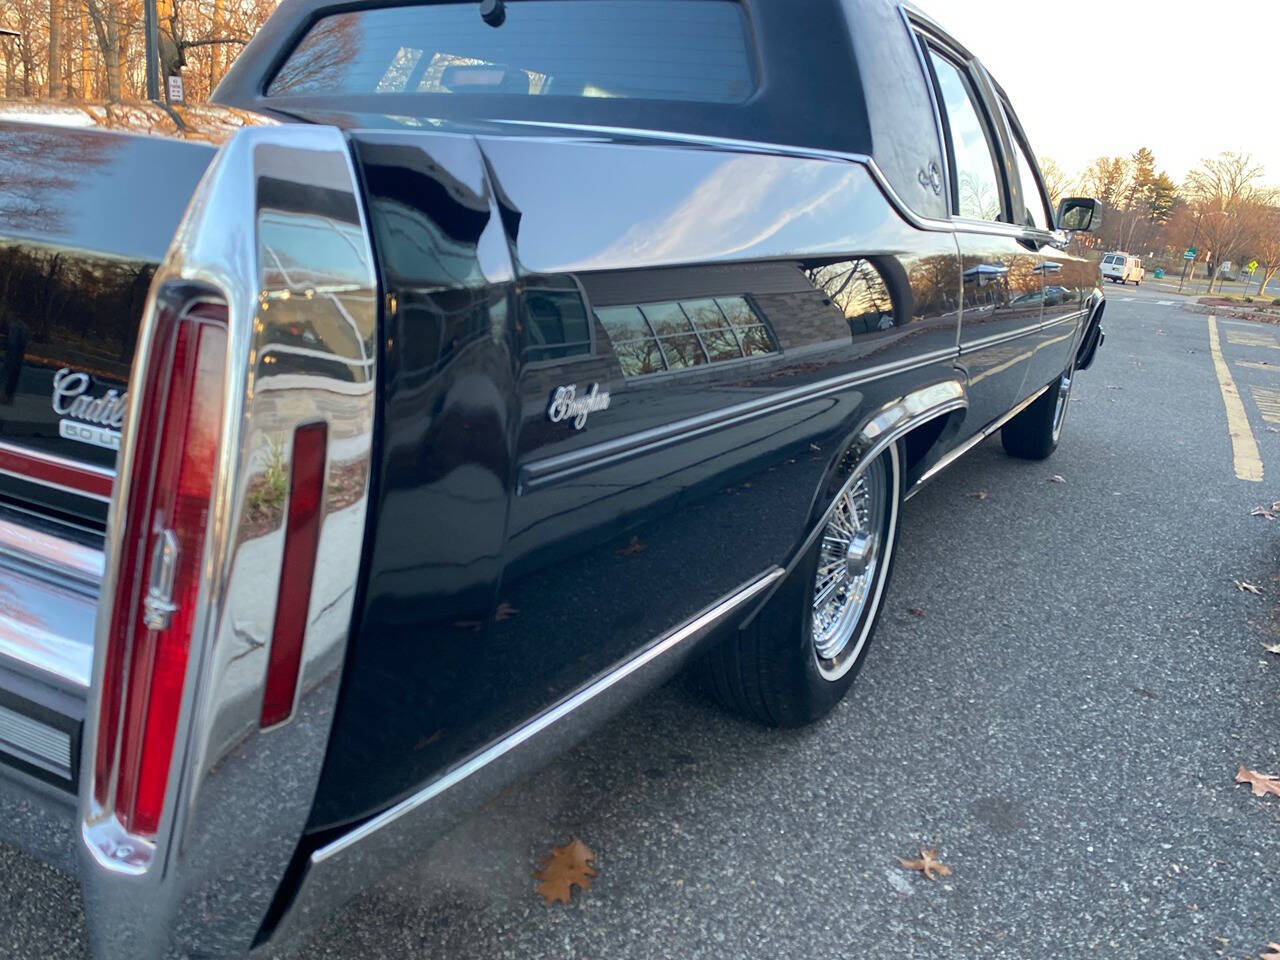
[94,295,227,837]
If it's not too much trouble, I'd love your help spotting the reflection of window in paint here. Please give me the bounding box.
[595,296,776,378]
[805,260,896,336]
[523,276,593,363]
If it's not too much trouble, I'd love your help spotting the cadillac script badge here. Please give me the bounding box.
[51,367,126,450]
[547,383,610,430]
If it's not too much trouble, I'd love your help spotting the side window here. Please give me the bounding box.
[926,49,1004,222]
[1003,111,1053,230]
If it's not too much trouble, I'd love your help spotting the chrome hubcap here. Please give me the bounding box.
[1051,372,1072,442]
[812,456,888,665]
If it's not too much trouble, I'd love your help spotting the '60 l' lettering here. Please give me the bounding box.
[547,383,611,430]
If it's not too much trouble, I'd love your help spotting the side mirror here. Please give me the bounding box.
[1056,197,1101,233]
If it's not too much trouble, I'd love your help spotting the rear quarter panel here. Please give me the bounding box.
[310,133,964,830]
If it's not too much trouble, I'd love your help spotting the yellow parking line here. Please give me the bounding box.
[1207,316,1264,482]
[1251,386,1280,424]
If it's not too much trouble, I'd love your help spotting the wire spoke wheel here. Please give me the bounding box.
[811,454,890,678]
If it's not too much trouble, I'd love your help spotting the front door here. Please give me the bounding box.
[922,43,1042,434]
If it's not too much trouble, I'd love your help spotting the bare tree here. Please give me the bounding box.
[1185,152,1270,291]
[1038,156,1072,208]
[1249,205,1280,298]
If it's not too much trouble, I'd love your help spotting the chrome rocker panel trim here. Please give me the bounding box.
[268,567,785,946]
[77,125,379,958]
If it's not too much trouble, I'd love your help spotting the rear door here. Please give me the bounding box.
[917,38,1043,434]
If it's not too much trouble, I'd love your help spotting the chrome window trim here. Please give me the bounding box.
[271,567,785,944]
[77,125,380,957]
[519,346,959,492]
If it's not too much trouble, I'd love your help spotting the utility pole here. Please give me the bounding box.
[142,0,161,101]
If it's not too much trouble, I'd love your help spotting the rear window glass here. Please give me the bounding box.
[268,0,755,103]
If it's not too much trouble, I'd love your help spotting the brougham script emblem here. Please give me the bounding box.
[51,367,127,450]
[547,383,610,430]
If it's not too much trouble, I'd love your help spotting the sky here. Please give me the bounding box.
[916,0,1280,186]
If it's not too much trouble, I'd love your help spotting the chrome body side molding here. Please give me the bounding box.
[268,567,785,945]
[520,348,958,492]
[77,125,379,957]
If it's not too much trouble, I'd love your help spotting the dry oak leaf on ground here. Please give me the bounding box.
[1263,643,1280,655]
[1234,579,1263,595]
[897,847,950,881]
[617,535,647,557]
[1235,766,1280,799]
[1047,474,1066,484]
[535,838,598,905]
[1260,942,1280,960]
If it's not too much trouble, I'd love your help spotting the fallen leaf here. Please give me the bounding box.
[535,838,598,905]
[969,490,988,500]
[1261,942,1280,960]
[1106,384,1124,390]
[1235,766,1280,798]
[617,535,647,556]
[809,442,822,452]
[1264,643,1280,655]
[907,607,926,618]
[1047,475,1067,484]
[1234,579,1263,595]
[412,730,443,750]
[1250,506,1277,520]
[898,847,950,881]
[494,601,519,622]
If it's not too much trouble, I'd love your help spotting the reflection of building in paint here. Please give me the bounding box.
[521,257,953,390]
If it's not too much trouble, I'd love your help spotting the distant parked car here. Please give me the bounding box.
[1101,252,1143,285]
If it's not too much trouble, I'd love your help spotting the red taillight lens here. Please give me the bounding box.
[94,296,227,837]
[260,422,328,728]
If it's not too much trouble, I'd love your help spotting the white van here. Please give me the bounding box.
[1101,252,1143,285]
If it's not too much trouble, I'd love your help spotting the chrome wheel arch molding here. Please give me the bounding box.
[77,124,379,957]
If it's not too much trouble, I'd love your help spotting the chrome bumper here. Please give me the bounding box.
[0,519,100,792]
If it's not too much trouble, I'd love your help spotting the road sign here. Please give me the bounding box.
[1248,260,1259,274]
[167,74,184,103]
[1184,247,1196,260]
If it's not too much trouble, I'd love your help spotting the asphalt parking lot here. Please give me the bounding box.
[4,287,1279,959]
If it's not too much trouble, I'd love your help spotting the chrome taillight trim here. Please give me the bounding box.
[77,125,378,957]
